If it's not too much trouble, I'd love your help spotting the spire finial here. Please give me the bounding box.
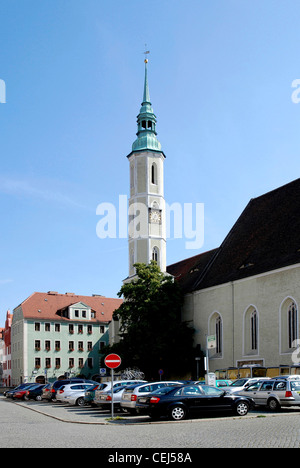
[142,47,151,104]
[144,44,150,63]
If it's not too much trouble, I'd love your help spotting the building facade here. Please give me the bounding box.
[11,292,122,385]
[2,310,13,387]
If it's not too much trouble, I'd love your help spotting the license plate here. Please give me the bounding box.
[139,398,147,403]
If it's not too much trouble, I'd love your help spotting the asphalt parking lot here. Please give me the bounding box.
[2,396,300,448]
[7,397,300,425]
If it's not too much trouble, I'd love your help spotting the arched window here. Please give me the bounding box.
[151,163,157,185]
[208,312,222,356]
[243,306,259,356]
[152,247,159,263]
[216,316,222,354]
[251,310,258,351]
[288,302,298,349]
[280,298,298,353]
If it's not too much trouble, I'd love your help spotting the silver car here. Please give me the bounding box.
[93,380,146,407]
[56,383,96,406]
[95,385,128,410]
[120,381,183,414]
[236,376,300,410]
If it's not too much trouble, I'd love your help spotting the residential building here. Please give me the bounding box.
[11,291,122,385]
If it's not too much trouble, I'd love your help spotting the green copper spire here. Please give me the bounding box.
[132,59,162,152]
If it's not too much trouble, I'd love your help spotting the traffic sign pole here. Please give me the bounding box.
[104,354,121,420]
[111,368,114,419]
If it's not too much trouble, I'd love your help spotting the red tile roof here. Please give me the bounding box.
[16,292,122,323]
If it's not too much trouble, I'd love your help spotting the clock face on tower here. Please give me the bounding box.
[149,208,162,224]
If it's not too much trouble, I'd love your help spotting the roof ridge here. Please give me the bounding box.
[251,178,300,202]
[192,199,253,291]
[167,248,218,269]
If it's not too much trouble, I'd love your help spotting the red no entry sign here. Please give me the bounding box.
[104,353,121,369]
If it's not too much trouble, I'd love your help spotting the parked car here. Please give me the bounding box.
[12,383,42,400]
[93,380,147,407]
[56,383,98,406]
[41,383,55,401]
[5,383,34,398]
[196,380,233,388]
[226,377,270,393]
[215,380,233,388]
[120,381,183,415]
[94,385,129,411]
[136,384,254,421]
[84,384,102,406]
[47,378,97,401]
[25,384,48,401]
[236,376,300,410]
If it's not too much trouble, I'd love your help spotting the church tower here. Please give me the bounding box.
[126,58,166,278]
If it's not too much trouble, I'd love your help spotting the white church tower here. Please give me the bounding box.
[126,58,167,279]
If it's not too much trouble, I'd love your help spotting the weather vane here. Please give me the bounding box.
[144,44,150,63]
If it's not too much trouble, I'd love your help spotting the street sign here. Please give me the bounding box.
[207,335,216,349]
[104,354,122,420]
[99,368,106,376]
[104,353,122,369]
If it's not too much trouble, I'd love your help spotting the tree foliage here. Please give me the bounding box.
[103,262,195,380]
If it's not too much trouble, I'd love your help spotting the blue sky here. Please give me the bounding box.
[1,0,300,324]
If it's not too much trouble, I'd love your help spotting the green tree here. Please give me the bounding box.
[103,262,195,380]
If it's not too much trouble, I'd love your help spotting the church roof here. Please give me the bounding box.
[15,292,123,323]
[130,59,164,155]
[167,178,300,292]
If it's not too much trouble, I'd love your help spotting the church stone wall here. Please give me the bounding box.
[182,264,300,373]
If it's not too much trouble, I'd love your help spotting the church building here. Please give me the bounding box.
[168,178,300,376]
[118,58,300,378]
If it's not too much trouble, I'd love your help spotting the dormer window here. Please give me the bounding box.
[68,302,91,320]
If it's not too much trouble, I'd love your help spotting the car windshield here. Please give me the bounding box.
[97,383,108,391]
[200,386,224,396]
[230,379,248,387]
[151,386,180,396]
[113,386,128,393]
[291,381,300,391]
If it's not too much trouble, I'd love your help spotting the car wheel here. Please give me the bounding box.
[267,398,280,411]
[35,395,42,401]
[76,397,85,407]
[235,401,249,416]
[169,405,186,421]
